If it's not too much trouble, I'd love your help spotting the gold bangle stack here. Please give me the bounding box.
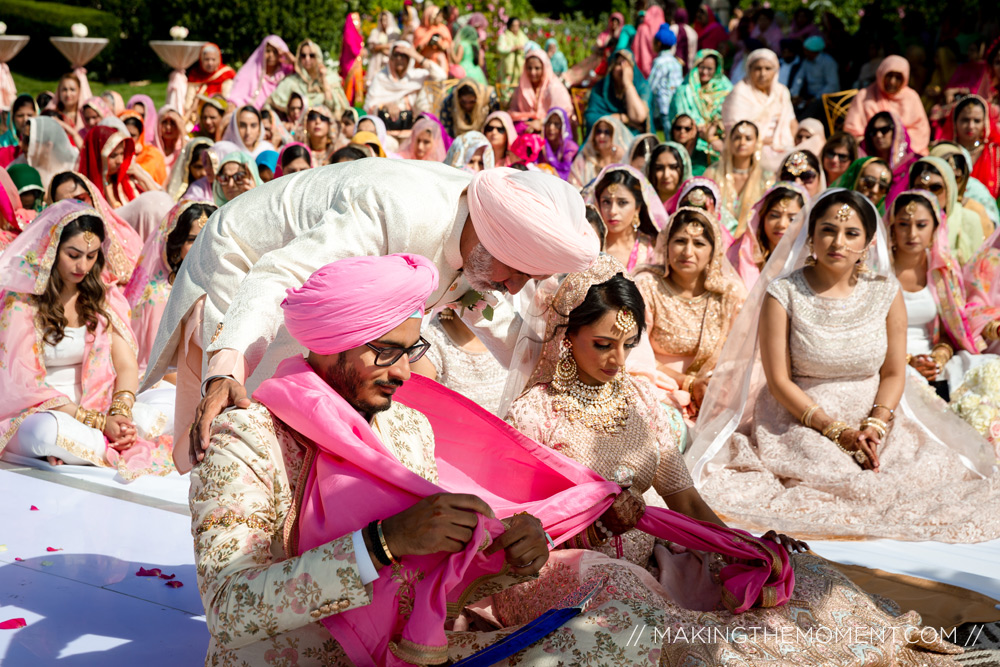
[930,343,954,368]
[74,405,107,432]
[109,390,136,420]
[800,403,820,428]
[681,375,695,393]
[984,321,1000,342]
[860,417,887,440]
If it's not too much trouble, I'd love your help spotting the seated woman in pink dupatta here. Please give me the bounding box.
[154,105,188,174]
[507,49,574,135]
[584,164,666,273]
[634,208,747,422]
[497,254,963,665]
[228,35,294,110]
[844,55,931,155]
[721,48,798,172]
[727,181,809,290]
[394,116,447,161]
[0,200,174,479]
[0,165,37,250]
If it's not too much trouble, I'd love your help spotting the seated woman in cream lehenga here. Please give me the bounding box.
[488,253,964,665]
[687,188,1000,543]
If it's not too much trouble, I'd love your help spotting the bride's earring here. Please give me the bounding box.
[804,239,817,266]
[856,248,871,274]
[632,212,640,233]
[553,337,578,390]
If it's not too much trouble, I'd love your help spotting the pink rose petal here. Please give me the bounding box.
[14,558,23,562]
[165,580,183,588]
[158,573,175,580]
[29,506,38,511]
[0,618,26,630]
[46,547,62,552]
[136,567,162,577]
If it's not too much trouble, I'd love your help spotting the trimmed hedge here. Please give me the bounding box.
[3,0,120,80]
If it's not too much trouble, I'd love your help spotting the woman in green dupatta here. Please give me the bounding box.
[667,49,731,133]
[832,157,893,214]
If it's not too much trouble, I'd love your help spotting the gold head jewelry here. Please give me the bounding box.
[192,210,209,232]
[835,203,852,222]
[606,183,623,198]
[920,172,932,184]
[685,221,705,237]
[82,230,97,250]
[687,189,707,208]
[611,308,636,336]
[904,200,919,216]
[784,151,809,176]
[775,197,794,212]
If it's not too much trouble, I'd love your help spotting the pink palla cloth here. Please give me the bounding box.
[466,167,599,276]
[508,49,574,129]
[0,166,36,235]
[254,252,795,665]
[254,361,796,666]
[228,35,294,109]
[844,55,931,155]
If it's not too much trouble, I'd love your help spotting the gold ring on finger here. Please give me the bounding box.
[854,450,868,465]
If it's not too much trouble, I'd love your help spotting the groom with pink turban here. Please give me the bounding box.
[189,254,553,666]
[142,160,600,467]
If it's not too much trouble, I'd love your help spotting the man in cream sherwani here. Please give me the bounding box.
[144,160,599,469]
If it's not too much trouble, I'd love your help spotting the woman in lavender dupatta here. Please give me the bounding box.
[541,107,578,180]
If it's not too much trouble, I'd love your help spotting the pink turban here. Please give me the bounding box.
[467,168,599,276]
[281,254,439,355]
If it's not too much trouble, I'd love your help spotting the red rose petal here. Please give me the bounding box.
[165,581,183,588]
[158,573,175,580]
[0,618,26,630]
[136,567,162,577]
[14,558,23,562]
[46,547,62,552]
[29,506,38,511]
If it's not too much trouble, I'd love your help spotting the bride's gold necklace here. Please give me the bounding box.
[552,368,636,433]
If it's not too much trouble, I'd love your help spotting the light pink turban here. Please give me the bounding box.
[467,167,599,276]
[281,253,439,355]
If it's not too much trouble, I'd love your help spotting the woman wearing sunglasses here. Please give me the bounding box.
[295,105,339,166]
[213,152,263,206]
[860,111,919,185]
[908,157,990,264]
[833,156,893,213]
[819,131,857,185]
[777,150,824,199]
[481,110,517,167]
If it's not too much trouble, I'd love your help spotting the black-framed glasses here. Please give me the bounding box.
[824,150,850,162]
[217,171,248,185]
[872,125,893,136]
[795,170,819,185]
[365,337,431,367]
[594,127,613,137]
[673,124,695,132]
[924,182,945,194]
[858,174,891,192]
[307,111,331,123]
[484,124,506,135]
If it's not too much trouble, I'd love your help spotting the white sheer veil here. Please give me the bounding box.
[684,187,997,484]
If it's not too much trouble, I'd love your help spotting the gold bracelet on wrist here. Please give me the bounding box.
[871,403,895,421]
[108,398,133,420]
[800,403,820,428]
[681,374,695,393]
[376,519,398,565]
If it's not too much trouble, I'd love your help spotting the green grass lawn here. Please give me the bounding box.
[12,72,169,108]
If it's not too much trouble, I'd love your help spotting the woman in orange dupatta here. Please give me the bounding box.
[508,49,574,135]
[414,4,452,71]
[119,110,168,186]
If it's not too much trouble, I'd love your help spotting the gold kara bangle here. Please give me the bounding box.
[800,404,820,428]
[376,520,398,565]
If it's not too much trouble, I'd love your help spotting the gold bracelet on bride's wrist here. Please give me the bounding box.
[984,321,1000,342]
[800,404,820,429]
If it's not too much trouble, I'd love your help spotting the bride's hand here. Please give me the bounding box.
[761,529,809,553]
[838,428,880,472]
